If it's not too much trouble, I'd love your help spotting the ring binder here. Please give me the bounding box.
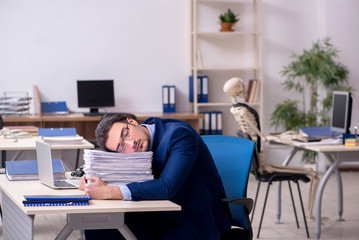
[23,201,90,207]
[23,194,91,207]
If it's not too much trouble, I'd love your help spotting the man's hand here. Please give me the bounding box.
[79,175,124,200]
[78,174,87,190]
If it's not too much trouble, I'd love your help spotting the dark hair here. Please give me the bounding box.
[95,113,137,151]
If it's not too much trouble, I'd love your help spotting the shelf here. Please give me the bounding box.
[197,102,232,107]
[197,0,247,4]
[194,31,260,37]
[196,102,260,107]
[191,0,263,134]
[193,67,260,71]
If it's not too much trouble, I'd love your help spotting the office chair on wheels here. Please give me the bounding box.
[223,77,319,238]
[202,135,255,240]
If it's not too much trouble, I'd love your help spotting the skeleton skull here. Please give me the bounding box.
[223,77,247,104]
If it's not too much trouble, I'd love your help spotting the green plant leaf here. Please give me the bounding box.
[219,8,239,23]
[271,37,355,163]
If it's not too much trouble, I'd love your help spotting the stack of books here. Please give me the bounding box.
[245,79,260,103]
[83,149,154,185]
[23,194,91,207]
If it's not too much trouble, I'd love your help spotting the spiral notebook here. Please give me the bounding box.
[23,194,91,207]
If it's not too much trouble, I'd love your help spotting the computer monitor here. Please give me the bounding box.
[77,80,115,115]
[330,91,352,134]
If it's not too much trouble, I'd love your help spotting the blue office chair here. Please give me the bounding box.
[202,135,255,240]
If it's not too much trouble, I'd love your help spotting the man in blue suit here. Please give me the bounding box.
[81,114,231,239]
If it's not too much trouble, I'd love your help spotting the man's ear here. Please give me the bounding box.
[127,118,139,126]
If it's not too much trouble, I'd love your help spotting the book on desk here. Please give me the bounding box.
[5,159,66,181]
[299,126,341,142]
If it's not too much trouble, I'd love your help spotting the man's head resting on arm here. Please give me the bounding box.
[95,113,151,153]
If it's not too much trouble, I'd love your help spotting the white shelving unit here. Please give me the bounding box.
[190,0,263,133]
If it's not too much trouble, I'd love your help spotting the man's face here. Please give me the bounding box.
[105,118,150,153]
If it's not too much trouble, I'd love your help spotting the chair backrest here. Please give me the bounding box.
[232,103,262,176]
[201,135,255,229]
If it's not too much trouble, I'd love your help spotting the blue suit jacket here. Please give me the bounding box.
[127,118,231,239]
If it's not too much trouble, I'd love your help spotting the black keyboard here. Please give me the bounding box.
[54,180,77,188]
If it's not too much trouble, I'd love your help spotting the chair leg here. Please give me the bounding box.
[288,181,300,228]
[296,182,310,238]
[257,182,271,239]
[251,181,261,223]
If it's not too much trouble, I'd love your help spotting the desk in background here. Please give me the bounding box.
[0,175,180,240]
[270,138,359,239]
[0,136,94,169]
[3,112,204,140]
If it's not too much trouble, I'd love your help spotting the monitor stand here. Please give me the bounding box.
[84,108,102,116]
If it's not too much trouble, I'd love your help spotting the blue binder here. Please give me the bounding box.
[189,76,201,102]
[162,85,170,113]
[203,112,210,135]
[38,128,77,137]
[215,111,223,135]
[162,85,176,113]
[200,111,222,135]
[169,85,176,112]
[200,76,208,103]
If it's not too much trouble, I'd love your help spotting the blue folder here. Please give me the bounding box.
[299,126,341,141]
[38,128,77,137]
[41,101,69,114]
[5,159,66,181]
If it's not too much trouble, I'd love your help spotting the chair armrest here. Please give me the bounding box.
[222,197,254,214]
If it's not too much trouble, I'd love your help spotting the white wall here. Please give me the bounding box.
[0,0,190,113]
[1,0,358,168]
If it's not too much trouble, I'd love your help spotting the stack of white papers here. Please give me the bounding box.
[40,136,84,145]
[83,149,154,185]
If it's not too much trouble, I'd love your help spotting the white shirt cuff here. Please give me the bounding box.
[119,185,132,200]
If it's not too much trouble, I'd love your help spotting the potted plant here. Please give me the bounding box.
[271,38,354,164]
[219,9,239,32]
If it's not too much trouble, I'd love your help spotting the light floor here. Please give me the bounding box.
[0,171,358,240]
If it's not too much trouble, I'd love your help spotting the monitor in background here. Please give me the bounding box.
[330,91,352,134]
[77,80,115,115]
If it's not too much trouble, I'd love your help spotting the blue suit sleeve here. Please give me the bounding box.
[128,127,198,200]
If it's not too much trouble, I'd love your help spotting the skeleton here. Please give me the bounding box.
[223,77,319,219]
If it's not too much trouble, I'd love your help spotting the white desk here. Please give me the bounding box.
[0,136,94,168]
[270,138,359,239]
[0,175,181,240]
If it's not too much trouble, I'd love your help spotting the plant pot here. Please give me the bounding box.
[220,22,234,32]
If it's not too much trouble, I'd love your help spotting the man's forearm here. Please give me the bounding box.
[106,185,124,199]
